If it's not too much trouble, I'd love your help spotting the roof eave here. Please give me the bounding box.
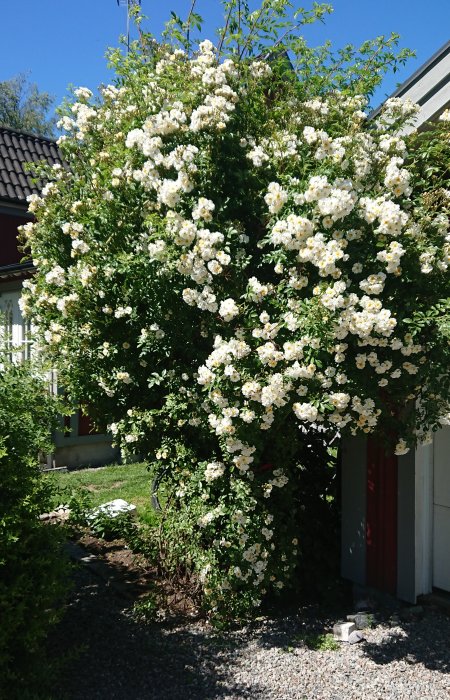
[0,261,35,281]
[371,39,450,120]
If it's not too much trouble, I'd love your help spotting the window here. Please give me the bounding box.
[2,298,14,361]
[22,316,33,361]
[0,290,34,362]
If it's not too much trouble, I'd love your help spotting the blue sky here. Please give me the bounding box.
[1,0,449,113]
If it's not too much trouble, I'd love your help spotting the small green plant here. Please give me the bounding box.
[365,613,376,629]
[88,509,137,541]
[63,486,93,527]
[125,523,158,559]
[131,591,160,622]
[57,484,138,541]
[293,632,340,651]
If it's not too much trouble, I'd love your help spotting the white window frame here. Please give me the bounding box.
[0,289,35,362]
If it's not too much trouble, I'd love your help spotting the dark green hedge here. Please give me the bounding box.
[0,359,69,695]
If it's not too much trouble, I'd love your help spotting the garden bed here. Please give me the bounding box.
[68,530,200,620]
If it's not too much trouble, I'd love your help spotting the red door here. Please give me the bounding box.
[366,438,398,594]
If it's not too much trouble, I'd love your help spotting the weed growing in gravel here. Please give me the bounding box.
[283,631,340,652]
[132,591,161,622]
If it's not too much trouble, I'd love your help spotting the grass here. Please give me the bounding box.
[47,461,159,526]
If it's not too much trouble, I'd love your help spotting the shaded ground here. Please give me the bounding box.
[47,540,450,700]
[49,563,252,700]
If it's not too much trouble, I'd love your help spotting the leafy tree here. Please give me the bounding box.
[0,73,55,137]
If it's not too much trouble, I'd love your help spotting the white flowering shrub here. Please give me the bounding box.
[21,2,450,619]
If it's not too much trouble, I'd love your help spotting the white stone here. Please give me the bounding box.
[87,498,136,521]
[333,621,356,641]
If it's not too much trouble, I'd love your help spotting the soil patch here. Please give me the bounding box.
[71,530,200,619]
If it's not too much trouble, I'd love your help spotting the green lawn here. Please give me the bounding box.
[47,462,159,526]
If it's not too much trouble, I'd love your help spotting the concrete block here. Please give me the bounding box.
[333,622,356,641]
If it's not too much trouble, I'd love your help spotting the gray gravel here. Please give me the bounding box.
[50,565,450,700]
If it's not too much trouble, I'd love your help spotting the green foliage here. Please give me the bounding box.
[54,475,141,541]
[292,631,339,651]
[0,356,69,694]
[62,485,93,526]
[160,0,413,101]
[144,423,338,621]
[131,589,160,622]
[0,73,55,137]
[87,509,137,540]
[22,1,450,623]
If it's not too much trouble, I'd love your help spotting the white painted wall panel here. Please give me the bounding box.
[433,505,450,591]
[433,428,450,508]
[432,427,450,591]
[400,52,450,104]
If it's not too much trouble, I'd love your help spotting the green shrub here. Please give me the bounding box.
[0,357,69,694]
[87,509,137,540]
[62,484,93,526]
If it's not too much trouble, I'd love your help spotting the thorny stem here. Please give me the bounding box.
[217,0,236,56]
[238,0,269,60]
[256,19,302,60]
[186,0,197,53]
[237,0,241,56]
[353,38,406,92]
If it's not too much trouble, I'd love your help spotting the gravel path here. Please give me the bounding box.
[50,564,450,700]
